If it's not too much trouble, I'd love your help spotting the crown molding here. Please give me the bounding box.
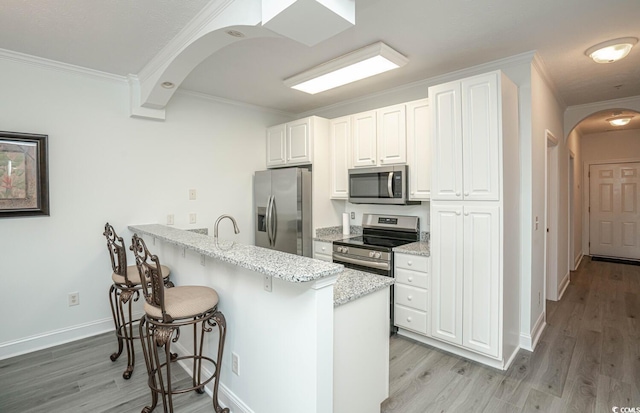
[0,48,127,83]
[565,94,640,113]
[532,52,566,110]
[175,89,296,118]
[137,0,235,84]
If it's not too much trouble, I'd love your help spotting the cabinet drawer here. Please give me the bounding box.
[395,284,428,311]
[394,305,428,335]
[395,254,429,272]
[395,268,428,289]
[314,253,332,262]
[314,241,332,255]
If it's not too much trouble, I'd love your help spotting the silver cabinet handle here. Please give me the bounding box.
[387,172,394,198]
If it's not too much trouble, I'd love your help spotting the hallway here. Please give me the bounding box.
[382,256,640,412]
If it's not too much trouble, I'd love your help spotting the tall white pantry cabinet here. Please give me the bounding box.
[426,70,520,370]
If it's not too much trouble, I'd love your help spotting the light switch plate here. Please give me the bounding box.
[189,189,197,200]
[189,213,197,224]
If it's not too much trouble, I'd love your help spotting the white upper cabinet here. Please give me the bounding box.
[351,104,408,168]
[377,104,407,165]
[267,117,322,168]
[329,116,351,199]
[266,124,287,167]
[430,72,501,201]
[351,110,378,168]
[287,118,312,165]
[406,99,431,201]
[461,74,500,201]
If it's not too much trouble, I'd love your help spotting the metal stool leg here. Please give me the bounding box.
[108,285,124,362]
[211,311,229,413]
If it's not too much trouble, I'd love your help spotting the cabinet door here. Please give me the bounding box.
[430,203,463,345]
[461,73,500,201]
[266,124,287,167]
[287,118,312,165]
[462,204,500,357]
[351,110,377,168]
[377,104,406,165]
[430,82,463,200]
[330,116,351,199]
[407,99,431,200]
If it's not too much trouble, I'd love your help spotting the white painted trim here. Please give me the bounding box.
[0,47,127,83]
[566,95,640,113]
[519,311,546,351]
[172,340,254,413]
[299,51,536,118]
[396,329,517,371]
[175,89,296,118]
[531,54,566,109]
[568,150,576,271]
[574,252,584,269]
[0,317,116,360]
[557,272,570,300]
[583,158,640,258]
[137,0,235,83]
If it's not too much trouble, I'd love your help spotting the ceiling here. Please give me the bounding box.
[1,0,639,133]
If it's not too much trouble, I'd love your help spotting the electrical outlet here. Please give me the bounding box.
[167,214,174,225]
[350,212,355,219]
[232,352,240,375]
[189,213,197,224]
[189,189,197,200]
[264,275,272,292]
[68,292,79,306]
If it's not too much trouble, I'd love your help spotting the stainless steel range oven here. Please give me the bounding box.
[333,214,419,333]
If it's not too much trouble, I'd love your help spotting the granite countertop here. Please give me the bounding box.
[314,233,356,242]
[333,268,394,307]
[314,225,362,243]
[129,224,344,283]
[393,241,430,257]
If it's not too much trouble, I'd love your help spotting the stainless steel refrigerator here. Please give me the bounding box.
[254,167,312,257]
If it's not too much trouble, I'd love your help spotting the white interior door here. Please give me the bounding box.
[590,162,640,260]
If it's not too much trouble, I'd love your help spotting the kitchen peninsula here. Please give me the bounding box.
[128,224,393,413]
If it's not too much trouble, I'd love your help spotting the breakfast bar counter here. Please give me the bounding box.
[128,224,391,413]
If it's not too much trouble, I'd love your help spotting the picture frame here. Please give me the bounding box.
[0,131,49,218]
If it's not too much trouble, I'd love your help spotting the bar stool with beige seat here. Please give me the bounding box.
[131,233,228,413]
[103,223,173,379]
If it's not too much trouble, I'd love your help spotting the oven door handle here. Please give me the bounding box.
[334,254,390,271]
[387,172,394,198]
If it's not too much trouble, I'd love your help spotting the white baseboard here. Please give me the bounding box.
[574,252,584,269]
[558,271,571,300]
[173,341,253,413]
[519,311,546,351]
[0,317,115,360]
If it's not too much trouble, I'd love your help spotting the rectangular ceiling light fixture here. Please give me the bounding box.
[284,42,408,94]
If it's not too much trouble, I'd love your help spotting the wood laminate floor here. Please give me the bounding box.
[383,256,640,413]
[1,257,639,412]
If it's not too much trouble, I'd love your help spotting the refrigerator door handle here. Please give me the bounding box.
[387,172,394,198]
[271,197,278,245]
[266,195,273,246]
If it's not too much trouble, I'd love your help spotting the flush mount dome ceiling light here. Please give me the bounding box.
[607,115,634,126]
[284,42,408,95]
[585,37,638,63]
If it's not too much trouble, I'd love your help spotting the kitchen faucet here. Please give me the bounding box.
[214,214,240,238]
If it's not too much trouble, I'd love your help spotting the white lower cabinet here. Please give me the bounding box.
[394,253,429,335]
[430,203,500,358]
[313,240,333,262]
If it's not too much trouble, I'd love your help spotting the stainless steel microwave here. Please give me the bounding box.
[348,165,419,205]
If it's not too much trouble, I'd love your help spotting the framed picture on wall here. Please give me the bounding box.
[0,131,49,218]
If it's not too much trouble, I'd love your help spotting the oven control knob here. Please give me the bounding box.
[337,247,344,253]
[374,252,382,259]
[369,251,375,258]
[342,247,349,253]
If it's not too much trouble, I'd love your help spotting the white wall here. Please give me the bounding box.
[0,57,291,355]
[566,128,583,269]
[529,63,564,331]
